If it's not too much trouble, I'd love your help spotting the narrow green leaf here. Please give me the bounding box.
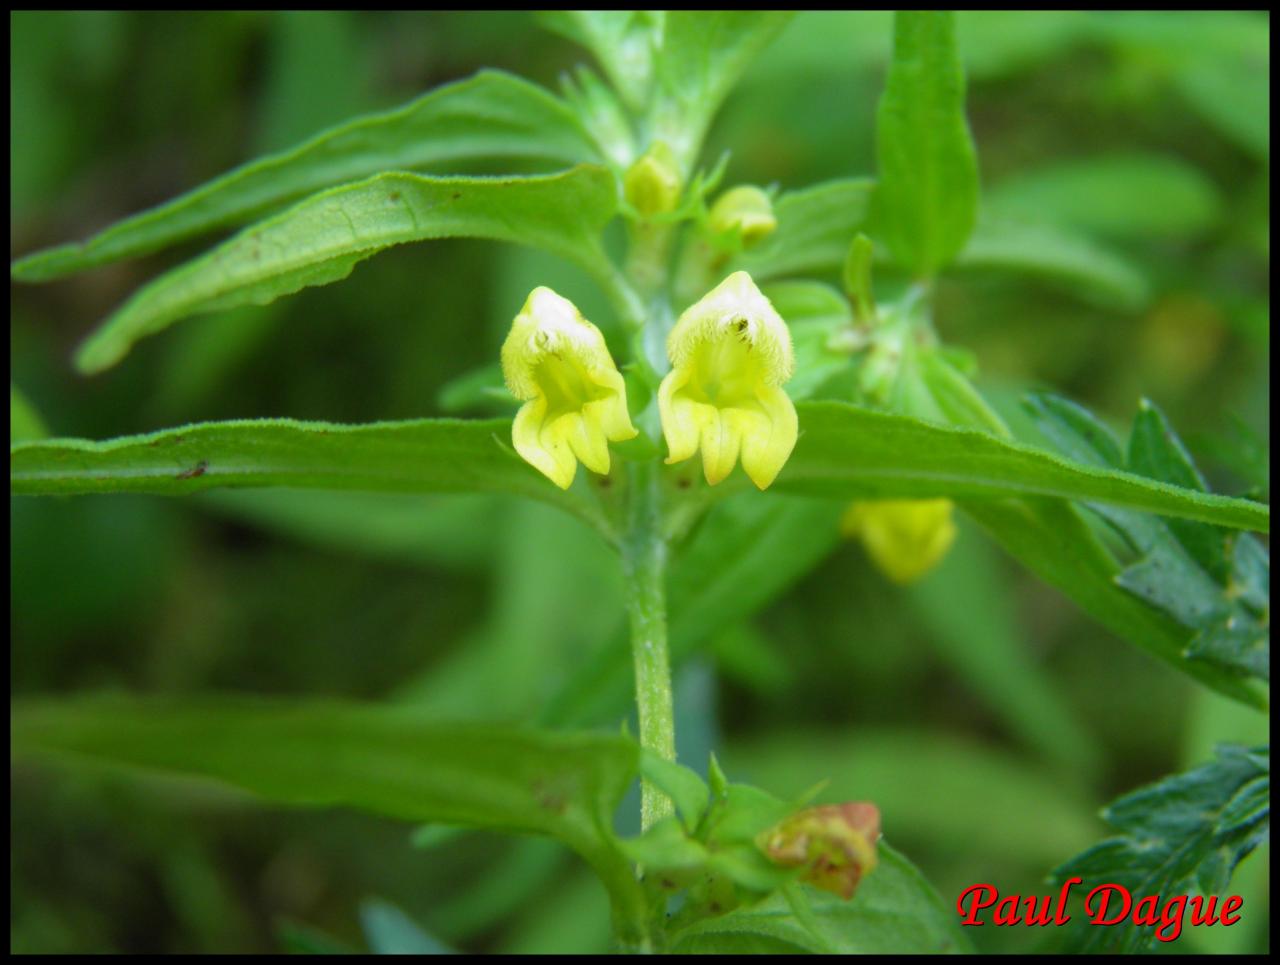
[73,165,619,373]
[964,497,1266,708]
[12,70,598,282]
[781,402,1269,533]
[1028,394,1270,686]
[671,843,969,954]
[736,179,875,282]
[915,349,1011,438]
[9,417,607,534]
[874,11,979,278]
[11,695,647,944]
[955,216,1149,309]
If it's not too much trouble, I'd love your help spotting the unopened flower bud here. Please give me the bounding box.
[707,185,777,248]
[623,141,681,218]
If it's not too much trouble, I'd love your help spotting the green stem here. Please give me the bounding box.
[623,459,676,831]
[619,187,679,837]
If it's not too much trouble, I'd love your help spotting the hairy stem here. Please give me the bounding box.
[623,458,675,831]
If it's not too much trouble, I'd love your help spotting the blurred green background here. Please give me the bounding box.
[10,10,1269,954]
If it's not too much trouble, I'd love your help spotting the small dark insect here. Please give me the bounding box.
[175,460,208,480]
[451,192,462,200]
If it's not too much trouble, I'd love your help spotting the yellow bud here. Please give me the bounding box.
[658,271,797,489]
[842,499,957,584]
[623,141,682,218]
[707,185,777,247]
[501,287,638,489]
[758,802,881,901]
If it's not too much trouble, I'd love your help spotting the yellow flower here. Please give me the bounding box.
[842,499,957,584]
[757,802,881,901]
[658,271,798,489]
[501,287,638,489]
[707,185,777,247]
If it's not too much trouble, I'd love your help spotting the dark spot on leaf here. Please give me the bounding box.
[451,192,462,200]
[597,476,612,489]
[388,192,401,202]
[531,777,569,815]
[175,460,208,481]
[709,901,722,913]
[677,477,692,490]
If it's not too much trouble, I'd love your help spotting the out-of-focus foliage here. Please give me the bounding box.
[11,10,1269,955]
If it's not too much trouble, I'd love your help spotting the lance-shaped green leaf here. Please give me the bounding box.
[650,12,794,168]
[963,497,1265,709]
[73,165,620,373]
[874,11,979,278]
[12,70,599,282]
[735,179,875,282]
[10,695,648,945]
[9,417,611,535]
[777,402,1268,533]
[1029,394,1269,684]
[955,216,1150,309]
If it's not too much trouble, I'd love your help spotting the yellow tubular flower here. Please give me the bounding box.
[658,271,798,489]
[842,498,957,584]
[501,287,638,490]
